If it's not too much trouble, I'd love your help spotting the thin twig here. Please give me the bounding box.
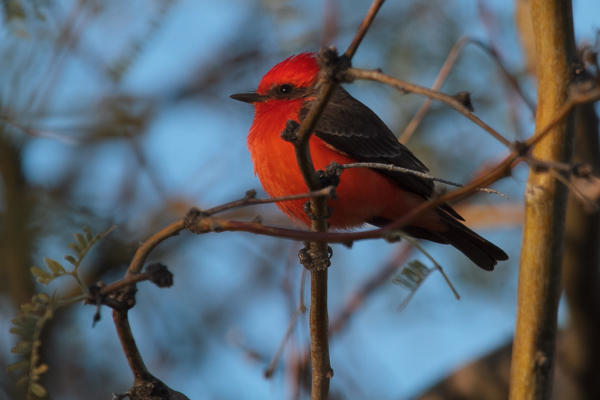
[524,86,600,148]
[549,169,599,212]
[339,162,508,198]
[329,244,413,335]
[203,186,336,216]
[400,36,536,144]
[100,272,150,295]
[400,36,471,143]
[397,233,460,301]
[344,0,386,59]
[348,68,513,147]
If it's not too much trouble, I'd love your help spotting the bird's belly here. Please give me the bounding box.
[251,136,440,230]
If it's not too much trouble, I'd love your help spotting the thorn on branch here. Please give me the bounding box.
[453,91,474,111]
[86,282,133,326]
[145,263,173,288]
[89,282,105,327]
[245,189,257,199]
[280,120,300,144]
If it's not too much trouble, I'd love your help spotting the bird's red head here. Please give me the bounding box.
[230,52,319,105]
[256,52,319,94]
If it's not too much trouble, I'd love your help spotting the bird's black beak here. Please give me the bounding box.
[230,92,266,104]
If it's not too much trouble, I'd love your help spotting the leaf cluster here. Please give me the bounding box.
[6,226,115,398]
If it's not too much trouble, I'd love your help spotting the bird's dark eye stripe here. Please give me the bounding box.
[279,84,294,93]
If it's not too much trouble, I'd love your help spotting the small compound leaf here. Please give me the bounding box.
[30,267,51,280]
[16,375,30,388]
[37,293,50,302]
[67,243,82,256]
[9,326,32,337]
[64,255,77,266]
[6,360,30,373]
[30,382,48,397]
[74,232,87,249]
[33,363,48,375]
[44,258,65,275]
[83,227,93,242]
[11,341,33,354]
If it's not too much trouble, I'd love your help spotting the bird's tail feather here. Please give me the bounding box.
[371,212,508,271]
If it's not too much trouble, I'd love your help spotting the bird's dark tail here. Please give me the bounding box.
[370,212,508,271]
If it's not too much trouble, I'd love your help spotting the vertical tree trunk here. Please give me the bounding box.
[509,1,577,399]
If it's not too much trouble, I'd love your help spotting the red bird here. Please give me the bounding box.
[231,52,508,270]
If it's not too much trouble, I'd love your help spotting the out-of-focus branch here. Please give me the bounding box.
[560,100,600,399]
[400,36,471,143]
[348,68,513,147]
[509,0,578,399]
[343,0,386,59]
[400,35,536,144]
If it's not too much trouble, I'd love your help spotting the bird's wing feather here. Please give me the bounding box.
[300,86,464,221]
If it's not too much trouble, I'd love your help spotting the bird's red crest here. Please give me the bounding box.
[256,52,319,94]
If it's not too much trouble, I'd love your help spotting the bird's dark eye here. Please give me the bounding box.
[279,84,294,94]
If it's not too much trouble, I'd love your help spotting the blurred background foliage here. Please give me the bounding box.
[0,0,598,399]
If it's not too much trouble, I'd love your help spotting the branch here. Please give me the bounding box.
[509,0,577,398]
[338,162,508,198]
[347,68,513,147]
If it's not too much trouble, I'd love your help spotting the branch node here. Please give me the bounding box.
[298,242,332,271]
[453,91,474,111]
[251,215,263,224]
[145,263,173,288]
[112,391,130,400]
[303,201,333,221]
[318,46,354,83]
[280,120,300,144]
[572,163,593,178]
[384,230,403,243]
[184,207,209,233]
[244,189,257,199]
[511,141,530,157]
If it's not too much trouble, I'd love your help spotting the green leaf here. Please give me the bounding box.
[20,303,33,313]
[32,363,48,375]
[74,232,87,249]
[44,258,65,275]
[67,243,82,256]
[30,267,51,279]
[64,255,77,266]
[6,360,30,373]
[30,382,48,397]
[37,293,50,302]
[15,375,30,388]
[12,317,34,329]
[11,341,33,354]
[9,326,32,337]
[83,227,93,243]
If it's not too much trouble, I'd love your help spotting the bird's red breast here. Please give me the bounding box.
[247,97,443,231]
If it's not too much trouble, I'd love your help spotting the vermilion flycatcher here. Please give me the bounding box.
[231,52,508,270]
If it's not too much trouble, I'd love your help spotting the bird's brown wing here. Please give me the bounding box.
[300,86,464,221]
